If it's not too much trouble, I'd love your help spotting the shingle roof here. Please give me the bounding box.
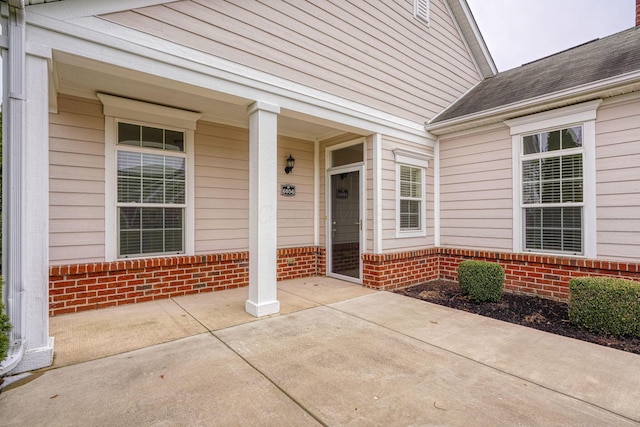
[431,25,640,124]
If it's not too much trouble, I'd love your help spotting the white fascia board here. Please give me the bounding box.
[444,0,496,78]
[426,72,640,135]
[26,13,431,145]
[26,0,176,20]
[457,0,496,75]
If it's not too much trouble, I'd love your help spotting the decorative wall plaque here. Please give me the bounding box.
[281,184,296,197]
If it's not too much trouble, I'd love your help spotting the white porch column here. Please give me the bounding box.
[245,101,280,317]
[1,14,53,373]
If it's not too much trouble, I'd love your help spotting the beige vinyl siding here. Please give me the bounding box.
[278,136,315,247]
[101,0,480,124]
[195,122,317,253]
[595,95,640,261]
[381,136,435,252]
[439,125,512,251]
[49,95,106,264]
[194,122,249,253]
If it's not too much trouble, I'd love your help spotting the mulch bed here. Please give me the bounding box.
[394,279,640,355]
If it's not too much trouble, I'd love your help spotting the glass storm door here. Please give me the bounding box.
[329,169,361,280]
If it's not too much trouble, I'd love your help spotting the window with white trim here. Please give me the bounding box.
[399,165,422,231]
[116,122,186,257]
[414,0,429,25]
[394,149,430,238]
[99,93,200,261]
[507,100,600,258]
[521,126,583,254]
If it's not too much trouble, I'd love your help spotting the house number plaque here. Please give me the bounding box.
[281,184,296,197]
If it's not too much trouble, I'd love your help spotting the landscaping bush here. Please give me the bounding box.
[0,279,11,363]
[569,277,640,337]
[457,260,505,303]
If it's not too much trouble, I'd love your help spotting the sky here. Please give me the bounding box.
[466,0,636,71]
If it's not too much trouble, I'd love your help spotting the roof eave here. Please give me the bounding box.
[426,70,640,136]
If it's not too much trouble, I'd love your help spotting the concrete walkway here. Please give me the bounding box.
[1,277,639,426]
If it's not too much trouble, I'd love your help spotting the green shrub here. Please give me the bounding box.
[457,260,505,303]
[569,277,640,337]
[0,279,11,363]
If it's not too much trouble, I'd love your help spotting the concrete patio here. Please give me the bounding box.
[1,277,639,426]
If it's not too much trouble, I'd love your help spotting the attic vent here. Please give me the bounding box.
[414,0,429,25]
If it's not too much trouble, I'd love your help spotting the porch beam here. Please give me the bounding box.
[245,101,280,317]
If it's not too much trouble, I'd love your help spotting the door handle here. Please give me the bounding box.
[355,219,362,230]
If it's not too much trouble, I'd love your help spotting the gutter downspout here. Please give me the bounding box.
[0,0,27,375]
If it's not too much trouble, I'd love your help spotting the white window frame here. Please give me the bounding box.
[99,94,201,261]
[506,100,600,258]
[394,149,431,238]
[414,0,430,26]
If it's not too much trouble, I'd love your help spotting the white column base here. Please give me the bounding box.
[245,300,281,318]
[11,337,54,374]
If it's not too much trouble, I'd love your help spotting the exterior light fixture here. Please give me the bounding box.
[285,154,295,174]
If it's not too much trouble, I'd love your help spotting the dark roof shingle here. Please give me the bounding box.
[431,26,640,124]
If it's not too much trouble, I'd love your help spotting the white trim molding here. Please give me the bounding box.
[97,93,201,130]
[372,134,383,253]
[394,149,432,239]
[393,148,433,168]
[433,140,441,247]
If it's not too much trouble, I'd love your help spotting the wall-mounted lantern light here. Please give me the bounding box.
[285,154,295,174]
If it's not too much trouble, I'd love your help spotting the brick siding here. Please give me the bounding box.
[438,248,640,301]
[50,246,324,316]
[362,248,440,290]
[50,245,640,315]
[363,247,640,301]
[277,246,325,280]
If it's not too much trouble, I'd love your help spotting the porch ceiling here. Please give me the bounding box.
[52,51,353,141]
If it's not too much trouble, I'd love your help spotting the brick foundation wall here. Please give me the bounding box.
[50,246,324,316]
[362,247,640,300]
[438,248,640,301]
[50,244,640,315]
[277,246,325,280]
[362,248,440,290]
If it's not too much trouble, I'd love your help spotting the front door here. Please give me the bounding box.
[329,168,362,281]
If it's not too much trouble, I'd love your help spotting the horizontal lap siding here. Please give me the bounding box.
[439,125,513,251]
[49,95,106,264]
[101,0,480,123]
[195,122,249,252]
[596,96,640,261]
[278,136,315,247]
[195,122,316,253]
[381,136,435,251]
